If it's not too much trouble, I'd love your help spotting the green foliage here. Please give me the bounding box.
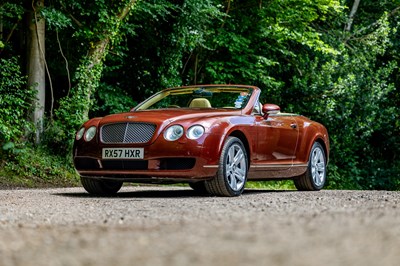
[288,12,399,190]
[101,0,180,97]
[196,0,343,102]
[0,59,77,186]
[60,0,137,43]
[156,0,226,88]
[41,6,72,30]
[246,180,296,191]
[0,57,35,144]
[1,145,79,187]
[91,83,138,116]
[0,2,24,20]
[41,0,142,158]
[52,57,103,151]
[52,0,138,150]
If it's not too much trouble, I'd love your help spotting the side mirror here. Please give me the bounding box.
[262,104,280,119]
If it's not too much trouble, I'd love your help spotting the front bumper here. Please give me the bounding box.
[73,134,221,182]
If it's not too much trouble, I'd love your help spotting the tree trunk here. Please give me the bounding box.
[81,38,110,119]
[345,0,361,31]
[27,0,45,144]
[0,13,3,41]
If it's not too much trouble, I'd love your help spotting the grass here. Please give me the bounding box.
[0,169,79,189]
[246,180,296,190]
[0,146,80,189]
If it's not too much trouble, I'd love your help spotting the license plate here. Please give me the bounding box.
[102,148,144,159]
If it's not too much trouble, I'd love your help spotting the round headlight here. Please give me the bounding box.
[186,125,205,140]
[164,125,184,141]
[76,127,85,140]
[84,126,97,142]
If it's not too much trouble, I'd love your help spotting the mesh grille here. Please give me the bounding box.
[101,123,156,144]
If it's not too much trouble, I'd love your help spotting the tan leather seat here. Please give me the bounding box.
[189,98,212,108]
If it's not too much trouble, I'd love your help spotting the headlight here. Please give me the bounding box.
[186,125,205,140]
[76,127,85,140]
[164,125,184,141]
[84,126,97,142]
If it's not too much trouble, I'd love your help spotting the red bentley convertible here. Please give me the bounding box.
[73,85,329,196]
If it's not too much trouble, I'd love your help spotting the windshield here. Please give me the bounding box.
[135,87,253,110]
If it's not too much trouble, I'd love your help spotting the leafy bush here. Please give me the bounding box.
[91,83,138,116]
[0,57,35,146]
[287,15,399,190]
[1,145,79,187]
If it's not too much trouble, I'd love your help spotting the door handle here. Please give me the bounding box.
[290,123,297,129]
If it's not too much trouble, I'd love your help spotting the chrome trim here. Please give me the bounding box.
[250,163,308,169]
[205,163,309,169]
[203,165,219,168]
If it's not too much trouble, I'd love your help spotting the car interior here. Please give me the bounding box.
[189,98,212,108]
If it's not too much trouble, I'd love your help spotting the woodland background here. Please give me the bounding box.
[0,0,399,189]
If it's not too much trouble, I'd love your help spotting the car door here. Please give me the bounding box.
[254,113,299,169]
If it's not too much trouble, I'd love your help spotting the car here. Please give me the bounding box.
[73,84,329,197]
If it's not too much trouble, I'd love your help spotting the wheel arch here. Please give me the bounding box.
[314,137,329,164]
[299,121,330,165]
[229,130,251,168]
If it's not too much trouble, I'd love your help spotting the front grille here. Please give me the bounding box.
[101,122,156,144]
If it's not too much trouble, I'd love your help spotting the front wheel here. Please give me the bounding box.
[205,137,248,197]
[294,142,327,191]
[81,177,123,196]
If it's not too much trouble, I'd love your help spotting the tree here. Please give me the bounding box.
[345,0,361,31]
[191,0,343,102]
[26,0,45,144]
[53,0,138,148]
[288,0,399,189]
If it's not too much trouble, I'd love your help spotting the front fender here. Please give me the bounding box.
[201,116,255,165]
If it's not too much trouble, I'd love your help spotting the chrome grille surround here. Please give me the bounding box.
[101,122,156,144]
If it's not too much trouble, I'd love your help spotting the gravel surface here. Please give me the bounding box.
[0,186,399,266]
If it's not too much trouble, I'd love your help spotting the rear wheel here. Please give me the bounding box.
[294,142,326,191]
[205,137,248,197]
[81,177,123,196]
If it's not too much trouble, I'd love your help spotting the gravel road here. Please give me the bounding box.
[0,186,399,266]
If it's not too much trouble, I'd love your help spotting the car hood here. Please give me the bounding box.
[98,109,242,128]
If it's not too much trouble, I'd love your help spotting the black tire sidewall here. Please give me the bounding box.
[220,137,248,196]
[81,177,122,195]
[309,142,326,190]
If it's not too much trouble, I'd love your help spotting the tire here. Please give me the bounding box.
[81,176,123,196]
[294,142,327,191]
[189,182,208,194]
[205,137,248,197]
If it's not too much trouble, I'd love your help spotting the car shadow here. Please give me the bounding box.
[53,187,295,199]
[244,189,295,195]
